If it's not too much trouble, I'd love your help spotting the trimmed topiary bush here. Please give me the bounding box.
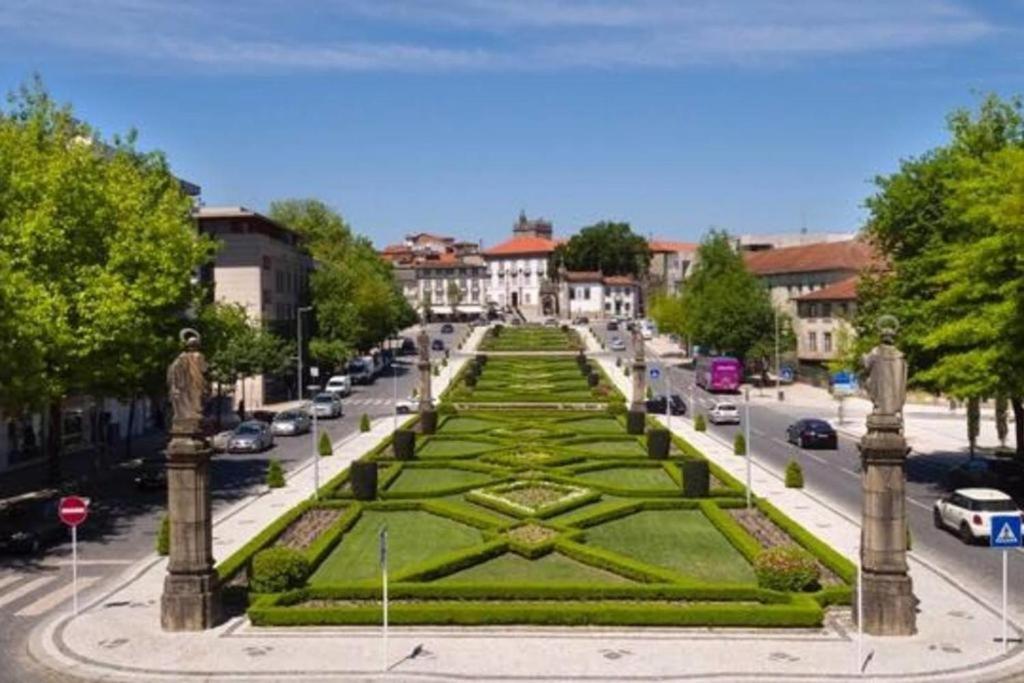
[156,514,169,556]
[266,459,285,488]
[360,413,371,432]
[626,409,645,435]
[251,547,310,593]
[754,546,820,592]
[615,356,622,367]
[647,428,670,459]
[606,400,627,416]
[785,460,804,488]
[350,461,379,500]
[694,414,706,432]
[734,433,746,456]
[681,459,710,498]
[318,431,333,457]
[645,385,654,400]
[393,429,416,460]
[420,409,438,434]
[432,364,440,377]
[587,372,599,388]
[623,365,630,376]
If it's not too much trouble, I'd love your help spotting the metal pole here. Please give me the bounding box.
[665,365,671,431]
[297,312,303,400]
[382,527,389,671]
[857,558,864,674]
[392,338,398,432]
[775,309,781,397]
[312,396,319,500]
[1003,549,1009,653]
[745,400,752,510]
[71,524,78,616]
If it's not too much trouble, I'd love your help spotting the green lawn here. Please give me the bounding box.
[570,439,646,456]
[436,551,636,584]
[439,416,502,433]
[576,466,678,491]
[310,510,484,583]
[585,510,755,583]
[386,467,494,494]
[560,417,624,434]
[417,439,495,458]
[479,325,581,352]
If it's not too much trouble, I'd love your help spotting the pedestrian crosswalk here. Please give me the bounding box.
[345,398,401,407]
[0,570,103,618]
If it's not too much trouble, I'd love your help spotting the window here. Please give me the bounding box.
[524,293,531,304]
[262,255,272,270]
[807,332,817,352]
[569,288,576,300]
[822,303,832,318]
[823,332,833,353]
[584,287,591,300]
[275,270,284,293]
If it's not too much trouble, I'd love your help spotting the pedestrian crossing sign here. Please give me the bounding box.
[990,515,1022,548]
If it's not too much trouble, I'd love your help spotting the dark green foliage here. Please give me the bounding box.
[251,547,311,593]
[266,459,286,488]
[647,429,670,459]
[360,413,371,432]
[350,461,378,500]
[966,397,980,456]
[420,410,438,434]
[549,221,652,280]
[784,460,803,488]
[694,414,706,432]
[392,430,416,460]
[754,546,820,592]
[681,460,710,498]
[734,433,747,456]
[156,515,169,556]
[626,410,645,435]
[587,372,599,388]
[318,431,333,457]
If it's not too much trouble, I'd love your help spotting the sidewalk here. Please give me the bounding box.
[27,324,1024,682]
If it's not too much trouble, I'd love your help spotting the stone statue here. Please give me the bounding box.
[167,328,209,425]
[417,328,430,363]
[861,315,907,417]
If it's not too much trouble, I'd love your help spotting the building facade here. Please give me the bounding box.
[413,255,489,320]
[197,206,313,408]
[562,272,641,319]
[482,213,559,318]
[648,239,698,296]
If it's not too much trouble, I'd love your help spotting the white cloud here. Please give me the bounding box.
[0,0,998,72]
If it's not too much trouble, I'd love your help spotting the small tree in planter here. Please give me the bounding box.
[360,413,371,432]
[156,515,170,556]
[734,433,747,455]
[432,364,440,377]
[318,431,332,456]
[266,459,286,488]
[694,414,706,431]
[784,460,803,488]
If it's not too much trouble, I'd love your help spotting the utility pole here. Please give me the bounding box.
[297,306,312,399]
[774,308,782,401]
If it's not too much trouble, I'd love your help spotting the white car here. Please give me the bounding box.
[708,401,740,425]
[395,397,418,414]
[608,337,627,352]
[324,374,351,397]
[933,488,1023,544]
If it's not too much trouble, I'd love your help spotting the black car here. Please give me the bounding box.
[399,337,417,355]
[431,339,445,351]
[946,458,1024,492]
[440,323,454,334]
[646,394,687,416]
[134,457,168,491]
[786,419,838,449]
[606,321,619,332]
[0,493,64,554]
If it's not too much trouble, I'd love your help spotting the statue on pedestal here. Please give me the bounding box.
[862,315,907,419]
[167,329,209,430]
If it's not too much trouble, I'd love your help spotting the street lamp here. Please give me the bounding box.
[307,382,321,499]
[297,306,313,400]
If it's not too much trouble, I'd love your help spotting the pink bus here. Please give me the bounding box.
[695,356,742,393]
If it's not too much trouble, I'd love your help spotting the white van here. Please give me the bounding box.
[324,374,351,397]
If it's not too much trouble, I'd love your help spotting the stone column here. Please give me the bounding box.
[417,328,437,434]
[627,329,647,434]
[161,418,219,631]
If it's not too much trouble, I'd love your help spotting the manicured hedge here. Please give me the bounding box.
[698,500,762,562]
[756,499,856,584]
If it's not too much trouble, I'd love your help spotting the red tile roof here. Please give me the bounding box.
[649,239,698,253]
[381,244,411,254]
[794,277,859,301]
[564,270,603,282]
[743,239,879,276]
[603,275,637,286]
[483,235,558,256]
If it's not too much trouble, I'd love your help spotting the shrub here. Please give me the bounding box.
[432,364,440,377]
[623,365,630,376]
[694,414,706,432]
[784,460,803,488]
[251,547,310,593]
[734,433,746,456]
[754,546,820,592]
[359,413,371,432]
[156,515,170,556]
[266,459,286,488]
[645,385,654,399]
[606,400,627,416]
[438,401,457,415]
[615,356,622,367]
[442,357,449,367]
[318,431,333,456]
[411,387,418,398]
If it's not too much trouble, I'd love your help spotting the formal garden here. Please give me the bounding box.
[219,345,853,628]
[445,354,617,404]
[478,323,583,352]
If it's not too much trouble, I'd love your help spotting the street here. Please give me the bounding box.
[590,323,1024,614]
[0,322,467,683]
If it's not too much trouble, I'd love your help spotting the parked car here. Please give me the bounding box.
[133,457,167,491]
[946,458,1024,492]
[211,429,233,453]
[608,337,627,352]
[573,316,589,325]
[440,323,455,334]
[640,325,655,340]
[708,401,741,425]
[399,337,417,355]
[324,374,352,397]
[933,488,1022,544]
[271,410,312,436]
[431,339,445,351]
[646,394,687,416]
[785,418,838,449]
[606,320,619,332]
[0,492,64,554]
[347,358,373,385]
[227,421,275,453]
[396,397,418,414]
[311,392,343,419]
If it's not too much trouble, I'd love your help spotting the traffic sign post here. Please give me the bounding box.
[991,515,1022,651]
[58,496,89,616]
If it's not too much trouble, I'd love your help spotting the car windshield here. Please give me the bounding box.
[974,499,1018,512]
[314,395,335,403]
[276,412,300,421]
[805,420,832,430]
[236,423,261,434]
[716,403,737,411]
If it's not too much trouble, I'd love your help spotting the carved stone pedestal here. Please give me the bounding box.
[854,572,917,636]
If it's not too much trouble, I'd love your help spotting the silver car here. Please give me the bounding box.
[311,392,343,419]
[271,410,311,436]
[227,421,274,453]
[609,336,627,352]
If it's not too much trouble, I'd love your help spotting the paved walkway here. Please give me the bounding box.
[26,325,1024,682]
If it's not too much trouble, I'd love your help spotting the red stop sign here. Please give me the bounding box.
[58,496,89,527]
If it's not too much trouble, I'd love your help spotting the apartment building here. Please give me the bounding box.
[482,213,559,318]
[648,240,698,295]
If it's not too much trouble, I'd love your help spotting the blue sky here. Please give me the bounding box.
[2,1,1023,247]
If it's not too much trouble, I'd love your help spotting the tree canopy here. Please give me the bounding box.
[550,221,651,280]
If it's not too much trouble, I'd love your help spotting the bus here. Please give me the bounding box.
[695,356,742,393]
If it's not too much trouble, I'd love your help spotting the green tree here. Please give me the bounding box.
[0,78,213,481]
[679,230,777,362]
[550,222,651,279]
[648,293,687,338]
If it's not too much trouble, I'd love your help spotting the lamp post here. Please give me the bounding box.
[308,382,321,500]
[297,306,313,400]
[774,308,783,402]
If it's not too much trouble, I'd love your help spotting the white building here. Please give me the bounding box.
[412,255,489,320]
[482,213,559,318]
[563,271,640,319]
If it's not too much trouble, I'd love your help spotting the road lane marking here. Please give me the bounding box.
[15,575,100,616]
[0,575,55,610]
[0,574,22,592]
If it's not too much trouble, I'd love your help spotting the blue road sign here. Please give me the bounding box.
[991,515,1022,548]
[780,367,794,382]
[649,367,661,380]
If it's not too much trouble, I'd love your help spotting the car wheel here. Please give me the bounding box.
[933,509,944,530]
[959,522,974,545]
